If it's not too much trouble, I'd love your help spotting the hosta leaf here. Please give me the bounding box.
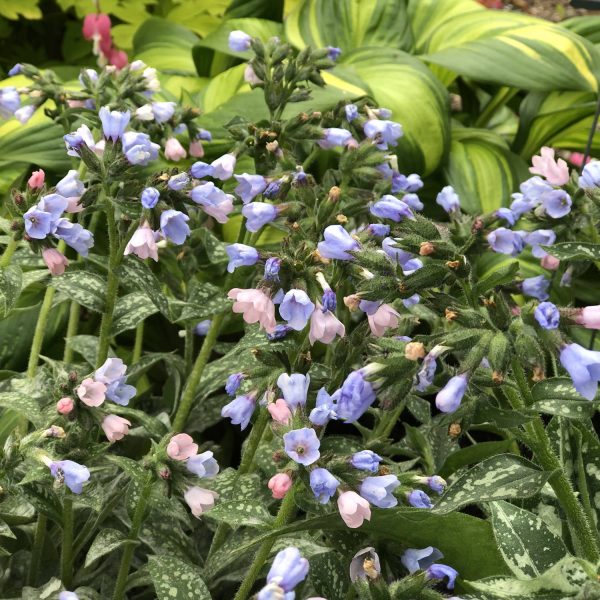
[489,501,567,578]
[118,257,170,317]
[0,0,41,19]
[542,241,600,261]
[85,528,129,568]
[147,555,211,600]
[111,292,158,336]
[434,454,552,514]
[0,265,22,316]
[50,270,106,313]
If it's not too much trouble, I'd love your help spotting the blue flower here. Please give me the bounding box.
[560,343,600,400]
[534,301,560,330]
[345,104,359,122]
[367,224,390,237]
[402,193,424,211]
[435,374,468,413]
[190,182,234,223]
[392,173,423,194]
[186,451,219,478]
[580,161,600,188]
[407,489,433,509]
[403,294,420,308]
[279,289,315,330]
[242,202,278,232]
[309,387,337,426]
[197,129,212,141]
[56,170,84,198]
[435,186,460,213]
[426,564,458,590]
[283,427,320,465]
[381,237,414,266]
[327,46,342,60]
[99,106,130,142]
[363,120,403,150]
[321,289,336,312]
[520,176,552,203]
[0,87,20,119]
[522,275,550,301]
[351,450,382,473]
[141,187,160,209]
[167,172,190,191]
[225,372,244,396]
[221,394,256,430]
[59,593,79,600]
[310,468,339,503]
[494,207,516,226]
[54,220,94,256]
[541,189,572,218]
[49,460,90,494]
[226,243,259,273]
[105,378,136,406]
[160,209,190,244]
[277,373,310,410]
[426,475,447,495]
[8,64,22,76]
[401,546,444,573]
[370,195,413,222]
[266,547,309,592]
[23,207,54,239]
[228,30,252,52]
[95,357,127,383]
[264,257,281,281]
[359,300,380,316]
[317,225,360,260]
[194,320,211,336]
[319,127,354,149]
[336,369,376,422]
[122,131,159,165]
[263,180,281,199]
[234,173,267,203]
[487,228,526,256]
[152,101,176,123]
[509,193,537,220]
[267,324,293,341]
[416,352,438,392]
[360,475,400,508]
[190,161,214,179]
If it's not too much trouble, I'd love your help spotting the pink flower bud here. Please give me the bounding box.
[164,137,187,162]
[42,248,69,276]
[529,146,569,186]
[189,140,204,158]
[268,473,292,499]
[101,414,131,442]
[337,491,371,529]
[267,399,292,425]
[56,397,74,414]
[184,486,218,518]
[575,306,600,330]
[540,254,560,271]
[166,433,198,461]
[108,48,128,69]
[76,378,106,407]
[28,169,45,189]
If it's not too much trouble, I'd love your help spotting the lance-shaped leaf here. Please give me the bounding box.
[147,555,211,600]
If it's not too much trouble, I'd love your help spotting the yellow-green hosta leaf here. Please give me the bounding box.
[444,127,529,214]
[341,48,450,175]
[285,0,412,53]
[0,0,41,19]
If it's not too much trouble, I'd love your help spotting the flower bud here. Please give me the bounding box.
[419,241,435,256]
[268,473,292,499]
[56,397,74,414]
[405,342,425,361]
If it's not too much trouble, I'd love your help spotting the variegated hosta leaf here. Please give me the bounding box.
[489,501,567,578]
[434,454,552,514]
[147,555,211,600]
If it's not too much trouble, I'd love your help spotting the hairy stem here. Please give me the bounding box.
[63,300,81,364]
[27,513,47,586]
[61,496,74,589]
[132,321,144,364]
[0,236,18,268]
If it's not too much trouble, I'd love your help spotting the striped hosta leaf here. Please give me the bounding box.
[434,454,551,514]
[444,127,529,213]
[341,47,450,175]
[111,292,158,336]
[489,501,567,578]
[147,555,211,600]
[285,0,412,53]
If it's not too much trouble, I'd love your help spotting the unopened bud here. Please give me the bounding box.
[405,342,426,361]
[336,213,347,224]
[532,365,545,382]
[159,467,171,480]
[445,308,458,321]
[328,186,341,202]
[344,294,361,311]
[448,423,461,438]
[472,217,484,233]
[445,260,460,269]
[68,371,78,382]
[266,140,279,153]
[419,242,435,256]
[44,425,65,438]
[492,371,504,383]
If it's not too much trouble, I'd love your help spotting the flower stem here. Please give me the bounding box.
[63,300,81,364]
[27,286,56,378]
[232,482,298,600]
[61,496,74,589]
[132,321,144,363]
[0,236,17,268]
[509,359,600,562]
[27,513,47,586]
[112,474,153,600]
[172,312,225,431]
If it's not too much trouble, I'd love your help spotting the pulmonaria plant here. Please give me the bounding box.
[1,22,600,600]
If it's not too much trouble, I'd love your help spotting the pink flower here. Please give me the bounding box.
[108,48,128,69]
[540,254,560,271]
[244,63,263,85]
[101,414,131,442]
[227,287,276,333]
[575,306,600,330]
[76,378,106,407]
[367,304,399,337]
[569,152,590,168]
[167,433,198,461]
[42,248,69,276]
[184,486,218,518]
[56,397,74,414]
[529,147,569,186]
[82,14,111,41]
[124,221,159,261]
[337,491,371,528]
[64,197,84,213]
[189,140,204,158]
[268,398,292,425]
[164,137,187,161]
[28,169,45,189]
[268,473,292,499]
[309,303,345,344]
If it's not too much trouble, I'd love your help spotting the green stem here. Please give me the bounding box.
[233,483,298,600]
[0,236,17,268]
[474,86,518,128]
[61,496,74,589]
[172,313,225,431]
[112,475,153,600]
[184,323,194,375]
[63,300,81,364]
[27,513,47,586]
[373,398,407,440]
[509,360,600,562]
[132,321,144,363]
[27,286,56,377]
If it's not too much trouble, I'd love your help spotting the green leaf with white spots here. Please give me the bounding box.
[489,501,567,579]
[434,454,552,514]
[0,265,22,316]
[147,555,211,600]
[85,528,129,568]
[542,241,600,261]
[531,377,597,418]
[118,257,171,317]
[50,270,106,313]
[0,392,42,425]
[309,550,348,600]
[206,499,274,527]
[169,281,228,323]
[111,292,158,336]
